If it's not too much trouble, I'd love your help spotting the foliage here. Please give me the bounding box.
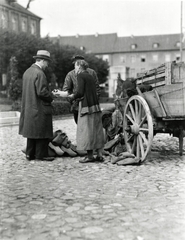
[84,53,109,84]
[99,97,114,103]
[0,30,109,97]
[0,31,53,77]
[50,44,109,88]
[8,56,22,101]
[52,99,71,115]
[11,98,72,115]
[11,99,21,111]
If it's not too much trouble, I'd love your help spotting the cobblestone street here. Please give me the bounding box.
[1,117,185,240]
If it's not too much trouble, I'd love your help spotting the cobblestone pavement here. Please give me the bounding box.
[0,117,185,240]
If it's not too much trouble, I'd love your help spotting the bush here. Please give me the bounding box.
[52,99,71,115]
[100,90,108,98]
[9,78,22,101]
[99,97,114,103]
[12,99,21,111]
[11,99,71,115]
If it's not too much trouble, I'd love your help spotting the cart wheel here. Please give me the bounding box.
[123,95,153,162]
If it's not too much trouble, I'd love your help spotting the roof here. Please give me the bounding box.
[52,33,118,54]
[51,33,182,54]
[114,33,181,53]
[0,0,42,19]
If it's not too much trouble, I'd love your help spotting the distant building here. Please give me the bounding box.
[51,33,184,97]
[0,0,41,37]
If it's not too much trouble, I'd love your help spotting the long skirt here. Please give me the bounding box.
[76,106,104,151]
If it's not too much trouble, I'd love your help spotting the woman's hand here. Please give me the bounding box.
[52,89,69,97]
[67,93,75,102]
[68,94,74,98]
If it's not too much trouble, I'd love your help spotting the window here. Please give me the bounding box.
[130,68,135,78]
[141,55,146,62]
[30,20,36,35]
[176,54,180,61]
[12,14,18,32]
[22,17,27,32]
[102,55,109,62]
[153,54,158,62]
[153,43,159,48]
[1,12,8,29]
[131,55,136,63]
[165,54,171,62]
[120,56,126,63]
[131,44,137,49]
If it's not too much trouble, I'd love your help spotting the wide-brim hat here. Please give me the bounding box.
[33,50,51,61]
[72,55,84,63]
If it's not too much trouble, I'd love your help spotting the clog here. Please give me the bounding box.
[48,142,64,156]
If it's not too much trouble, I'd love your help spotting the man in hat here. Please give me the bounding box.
[63,55,101,124]
[19,50,55,161]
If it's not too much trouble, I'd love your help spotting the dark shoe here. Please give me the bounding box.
[36,156,55,161]
[26,155,35,160]
[79,157,95,163]
[95,156,104,162]
[42,156,55,161]
[22,148,26,154]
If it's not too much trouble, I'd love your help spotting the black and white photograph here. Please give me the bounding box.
[0,0,185,239]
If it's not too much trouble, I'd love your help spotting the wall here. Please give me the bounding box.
[0,1,41,37]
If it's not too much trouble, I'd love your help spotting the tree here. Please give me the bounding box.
[0,30,109,97]
[52,45,109,87]
[7,56,22,110]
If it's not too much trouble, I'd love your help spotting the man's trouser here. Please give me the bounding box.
[26,138,49,159]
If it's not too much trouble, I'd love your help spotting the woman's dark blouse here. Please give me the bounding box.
[73,70,101,116]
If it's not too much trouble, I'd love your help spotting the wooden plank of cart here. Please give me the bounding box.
[115,61,185,163]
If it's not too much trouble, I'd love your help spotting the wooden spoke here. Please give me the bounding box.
[125,113,135,125]
[138,101,142,120]
[127,133,134,142]
[134,99,139,117]
[132,136,137,153]
[139,114,147,127]
[138,135,145,157]
[139,132,148,146]
[128,103,136,121]
[136,137,140,158]
[139,127,149,132]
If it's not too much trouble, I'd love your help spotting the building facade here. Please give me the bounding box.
[0,0,41,37]
[51,33,184,97]
[0,0,41,92]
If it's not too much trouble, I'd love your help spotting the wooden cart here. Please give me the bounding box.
[115,61,185,162]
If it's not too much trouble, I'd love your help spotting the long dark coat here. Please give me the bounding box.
[19,64,53,139]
